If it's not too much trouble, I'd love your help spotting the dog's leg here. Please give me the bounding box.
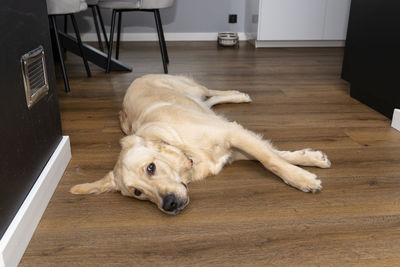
[70,171,117,194]
[232,148,331,168]
[205,94,252,107]
[272,148,331,168]
[228,123,322,193]
[207,89,246,96]
[205,90,251,107]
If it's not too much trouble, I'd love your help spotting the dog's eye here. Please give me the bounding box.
[146,163,156,175]
[134,188,142,196]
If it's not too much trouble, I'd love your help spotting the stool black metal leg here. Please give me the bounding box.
[155,9,169,64]
[154,9,168,73]
[50,16,70,93]
[70,14,91,77]
[63,15,68,54]
[91,5,104,51]
[106,9,117,73]
[64,15,68,34]
[116,11,122,60]
[96,5,109,49]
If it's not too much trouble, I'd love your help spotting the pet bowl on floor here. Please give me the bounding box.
[218,32,239,47]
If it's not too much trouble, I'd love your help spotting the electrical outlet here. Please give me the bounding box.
[229,14,237,24]
[392,109,400,131]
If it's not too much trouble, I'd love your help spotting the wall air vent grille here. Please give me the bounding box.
[21,46,49,109]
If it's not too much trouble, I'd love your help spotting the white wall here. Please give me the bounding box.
[75,0,247,40]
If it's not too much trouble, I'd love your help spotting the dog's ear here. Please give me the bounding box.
[70,171,117,195]
[120,135,144,149]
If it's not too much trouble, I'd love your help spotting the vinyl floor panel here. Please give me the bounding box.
[20,42,400,266]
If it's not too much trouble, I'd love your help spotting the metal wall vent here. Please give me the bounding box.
[21,46,49,109]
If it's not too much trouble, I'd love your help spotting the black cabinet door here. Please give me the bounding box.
[342,0,400,118]
[0,0,62,238]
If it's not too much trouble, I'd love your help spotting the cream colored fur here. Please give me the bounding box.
[71,74,331,215]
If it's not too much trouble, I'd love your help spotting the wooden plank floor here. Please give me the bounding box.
[20,42,400,266]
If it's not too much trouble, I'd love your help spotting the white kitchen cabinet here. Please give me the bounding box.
[258,0,326,40]
[245,0,351,47]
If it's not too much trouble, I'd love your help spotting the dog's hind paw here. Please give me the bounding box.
[239,93,252,103]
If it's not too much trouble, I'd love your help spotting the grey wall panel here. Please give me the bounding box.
[75,0,246,34]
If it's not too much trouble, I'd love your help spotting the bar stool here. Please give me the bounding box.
[98,0,175,74]
[86,0,109,51]
[64,0,109,52]
[47,0,91,93]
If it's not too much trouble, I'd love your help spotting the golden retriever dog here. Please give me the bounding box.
[71,74,331,215]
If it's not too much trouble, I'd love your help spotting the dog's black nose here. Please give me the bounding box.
[162,194,178,212]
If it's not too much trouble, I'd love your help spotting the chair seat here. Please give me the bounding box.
[99,0,174,10]
[86,0,99,5]
[102,0,173,73]
[47,0,87,15]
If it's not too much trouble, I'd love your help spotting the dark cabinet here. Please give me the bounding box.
[342,0,400,118]
[0,0,62,238]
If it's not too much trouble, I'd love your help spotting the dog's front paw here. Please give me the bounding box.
[316,151,331,168]
[300,174,322,193]
[302,149,331,168]
[284,168,322,193]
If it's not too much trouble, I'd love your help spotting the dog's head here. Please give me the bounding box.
[71,135,193,215]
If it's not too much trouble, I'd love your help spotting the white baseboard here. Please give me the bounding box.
[254,40,345,48]
[0,136,71,267]
[80,32,249,42]
[392,109,400,132]
[80,32,345,48]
